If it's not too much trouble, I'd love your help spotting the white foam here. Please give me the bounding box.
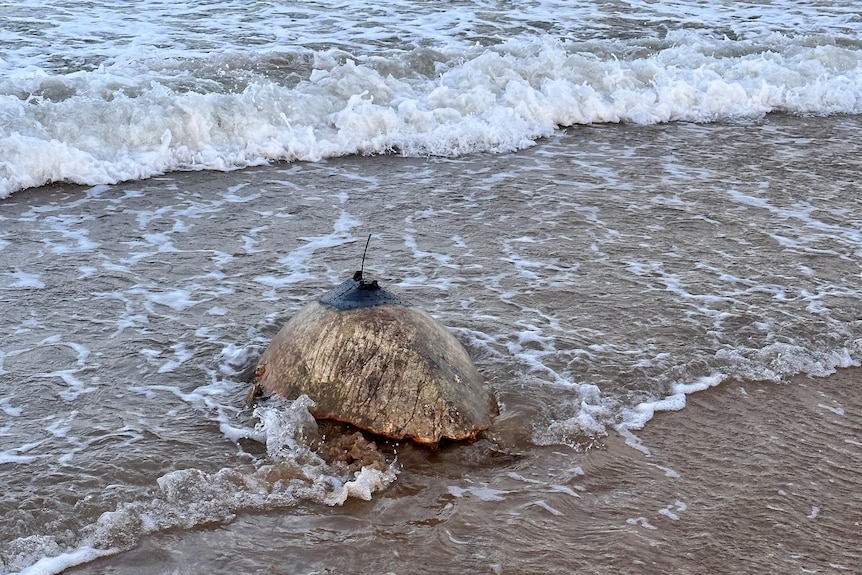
[8,269,45,289]
[10,545,120,575]
[548,484,582,499]
[530,500,564,516]
[626,516,657,530]
[715,342,860,382]
[45,411,78,440]
[5,396,397,574]
[658,500,687,521]
[77,266,98,279]
[141,232,177,252]
[92,291,149,337]
[445,530,471,545]
[0,439,47,465]
[818,403,845,416]
[620,373,724,434]
[1,397,22,417]
[447,485,509,502]
[253,212,360,297]
[0,450,40,465]
[647,463,681,479]
[156,343,193,373]
[3,30,862,197]
[533,382,612,447]
[326,465,400,505]
[671,373,725,396]
[617,426,651,457]
[38,214,100,254]
[215,342,258,377]
[134,287,200,311]
[36,370,98,401]
[36,337,91,366]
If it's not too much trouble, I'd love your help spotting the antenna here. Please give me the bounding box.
[359,234,372,279]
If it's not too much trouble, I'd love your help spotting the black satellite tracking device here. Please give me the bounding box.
[319,234,412,310]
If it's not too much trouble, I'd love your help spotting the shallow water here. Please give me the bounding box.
[71,371,858,575]
[2,114,861,573]
[4,3,862,572]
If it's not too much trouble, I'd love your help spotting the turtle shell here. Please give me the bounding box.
[254,276,498,444]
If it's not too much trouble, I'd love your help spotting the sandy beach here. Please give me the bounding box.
[585,368,862,574]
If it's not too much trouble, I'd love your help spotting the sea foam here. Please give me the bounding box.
[2,33,861,197]
[2,396,397,575]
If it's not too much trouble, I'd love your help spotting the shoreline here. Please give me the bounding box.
[595,367,862,574]
[3,111,861,206]
[61,369,862,575]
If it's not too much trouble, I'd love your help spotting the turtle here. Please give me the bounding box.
[251,271,498,445]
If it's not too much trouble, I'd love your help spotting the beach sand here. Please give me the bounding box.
[583,368,862,574]
[64,368,861,575]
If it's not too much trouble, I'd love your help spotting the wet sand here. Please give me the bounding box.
[591,368,862,574]
[66,369,861,575]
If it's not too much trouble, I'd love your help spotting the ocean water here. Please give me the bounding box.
[2,1,862,573]
[3,0,862,198]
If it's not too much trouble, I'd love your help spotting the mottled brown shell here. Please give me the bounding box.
[254,301,498,444]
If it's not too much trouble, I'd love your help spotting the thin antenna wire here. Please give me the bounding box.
[359,234,372,278]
